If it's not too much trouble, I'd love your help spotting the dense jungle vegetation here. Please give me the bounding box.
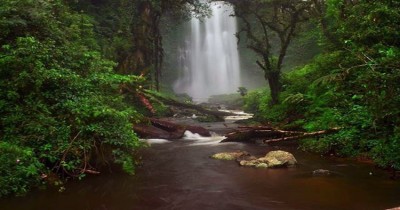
[0,0,399,197]
[242,1,400,171]
[0,0,205,197]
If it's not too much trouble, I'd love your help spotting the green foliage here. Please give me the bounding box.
[0,0,144,197]
[0,142,44,197]
[237,87,248,96]
[371,133,400,170]
[247,1,400,169]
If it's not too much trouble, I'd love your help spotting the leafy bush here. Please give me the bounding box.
[0,142,44,197]
[242,1,400,170]
[0,0,144,196]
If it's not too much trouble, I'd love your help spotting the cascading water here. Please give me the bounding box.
[173,1,241,102]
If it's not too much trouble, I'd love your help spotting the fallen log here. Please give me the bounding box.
[263,128,341,144]
[221,125,340,143]
[143,90,232,118]
[133,124,185,139]
[221,129,257,143]
[149,118,185,132]
[237,126,273,129]
[133,118,211,139]
[149,118,211,137]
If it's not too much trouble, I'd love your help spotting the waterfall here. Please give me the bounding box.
[173,1,241,102]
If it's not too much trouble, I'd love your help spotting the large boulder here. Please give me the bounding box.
[186,125,211,137]
[263,150,297,168]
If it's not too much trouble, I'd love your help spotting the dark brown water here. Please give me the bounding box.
[1,119,400,210]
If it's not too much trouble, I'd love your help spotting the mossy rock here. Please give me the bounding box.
[238,150,297,168]
[211,151,249,160]
[264,150,297,167]
[212,150,297,169]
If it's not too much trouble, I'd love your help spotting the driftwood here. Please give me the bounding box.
[221,126,340,144]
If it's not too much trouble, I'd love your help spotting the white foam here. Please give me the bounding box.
[140,139,171,145]
[183,131,227,146]
[219,109,254,121]
[224,115,253,121]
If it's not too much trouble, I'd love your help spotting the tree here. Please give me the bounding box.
[244,0,400,169]
[227,0,311,105]
[74,0,208,91]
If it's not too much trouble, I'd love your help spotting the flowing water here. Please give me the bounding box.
[173,2,241,102]
[1,116,400,210]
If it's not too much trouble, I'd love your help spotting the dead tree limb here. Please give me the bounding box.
[221,126,341,143]
[263,128,341,144]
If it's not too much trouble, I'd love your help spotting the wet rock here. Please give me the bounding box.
[239,159,269,168]
[238,150,297,168]
[236,155,257,162]
[264,150,297,168]
[313,169,331,176]
[256,163,269,168]
[186,125,211,137]
[211,150,297,168]
[211,151,250,160]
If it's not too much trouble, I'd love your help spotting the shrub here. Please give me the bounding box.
[0,142,44,197]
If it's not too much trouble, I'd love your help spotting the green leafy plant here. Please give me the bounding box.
[0,142,44,197]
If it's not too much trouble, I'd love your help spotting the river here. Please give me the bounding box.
[1,115,400,210]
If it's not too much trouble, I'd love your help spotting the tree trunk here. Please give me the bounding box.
[266,71,282,106]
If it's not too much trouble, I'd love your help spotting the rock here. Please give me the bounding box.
[263,150,297,168]
[312,169,331,176]
[211,151,250,160]
[239,159,268,168]
[186,125,211,137]
[238,150,297,168]
[239,160,255,167]
[211,150,297,169]
[236,155,257,162]
[256,163,269,168]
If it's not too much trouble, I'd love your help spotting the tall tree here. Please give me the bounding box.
[74,0,208,91]
[227,0,311,105]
